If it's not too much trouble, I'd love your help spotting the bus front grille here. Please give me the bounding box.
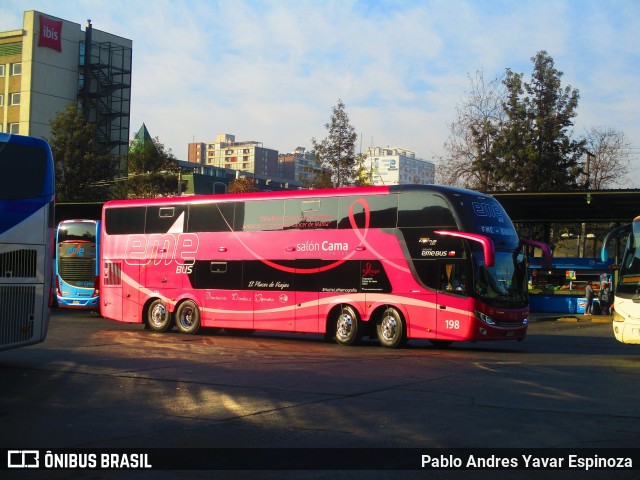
[0,249,37,278]
[59,258,95,286]
[0,285,36,347]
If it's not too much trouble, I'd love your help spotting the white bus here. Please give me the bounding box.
[602,217,640,344]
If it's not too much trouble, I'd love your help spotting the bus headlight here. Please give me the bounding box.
[474,310,496,326]
[612,310,624,323]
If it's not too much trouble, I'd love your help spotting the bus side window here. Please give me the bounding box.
[234,200,284,231]
[104,207,146,235]
[145,205,188,234]
[187,202,235,232]
[439,262,468,293]
[411,259,440,290]
[398,193,457,228]
[337,195,397,229]
[284,197,338,229]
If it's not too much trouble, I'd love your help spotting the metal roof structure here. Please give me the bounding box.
[494,190,640,223]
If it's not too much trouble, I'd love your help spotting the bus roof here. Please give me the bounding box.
[103,184,496,209]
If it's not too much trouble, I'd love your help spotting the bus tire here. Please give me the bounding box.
[147,299,172,332]
[333,305,361,346]
[175,300,201,335]
[376,307,405,348]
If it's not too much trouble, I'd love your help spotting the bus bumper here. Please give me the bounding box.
[57,296,100,310]
[612,311,640,344]
[471,321,528,341]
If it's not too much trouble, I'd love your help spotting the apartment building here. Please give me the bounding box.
[189,133,279,177]
[277,147,322,184]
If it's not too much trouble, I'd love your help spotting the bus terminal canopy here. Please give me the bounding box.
[493,190,640,224]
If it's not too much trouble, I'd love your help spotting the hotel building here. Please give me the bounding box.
[0,10,132,169]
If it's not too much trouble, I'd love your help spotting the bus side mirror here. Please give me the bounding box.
[520,239,552,269]
[601,223,631,263]
[435,230,495,268]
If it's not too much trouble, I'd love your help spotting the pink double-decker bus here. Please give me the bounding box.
[100,185,547,348]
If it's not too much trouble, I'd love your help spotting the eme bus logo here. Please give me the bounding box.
[471,201,505,223]
[124,233,199,270]
[7,450,39,468]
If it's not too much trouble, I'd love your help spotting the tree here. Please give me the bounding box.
[311,100,361,187]
[122,136,181,198]
[47,103,119,201]
[581,127,632,189]
[353,152,372,186]
[228,176,258,193]
[437,69,507,190]
[128,136,177,175]
[497,51,584,191]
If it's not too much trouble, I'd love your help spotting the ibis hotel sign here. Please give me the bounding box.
[38,15,62,52]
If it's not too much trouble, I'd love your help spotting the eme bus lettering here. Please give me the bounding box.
[124,233,199,271]
[472,201,505,222]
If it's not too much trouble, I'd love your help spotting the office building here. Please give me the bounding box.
[366,146,435,186]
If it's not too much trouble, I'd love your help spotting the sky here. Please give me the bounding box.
[3,0,640,186]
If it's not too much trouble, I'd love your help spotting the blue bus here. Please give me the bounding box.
[54,219,100,310]
[0,133,55,351]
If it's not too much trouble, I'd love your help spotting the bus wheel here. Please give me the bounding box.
[334,305,361,346]
[147,299,172,332]
[376,307,405,348]
[175,300,201,335]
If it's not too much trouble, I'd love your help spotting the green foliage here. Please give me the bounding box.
[497,51,585,191]
[439,52,588,192]
[122,136,181,198]
[47,103,119,201]
[121,172,181,198]
[128,136,177,175]
[228,176,258,193]
[353,153,372,186]
[311,99,361,187]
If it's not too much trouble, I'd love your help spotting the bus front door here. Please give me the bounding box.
[436,262,472,341]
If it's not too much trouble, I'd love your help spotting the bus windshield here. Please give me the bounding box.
[0,141,48,200]
[618,224,640,296]
[58,221,97,243]
[474,248,528,308]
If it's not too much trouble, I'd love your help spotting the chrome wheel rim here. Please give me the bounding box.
[380,313,398,342]
[336,311,354,340]
[179,308,194,328]
[150,303,166,328]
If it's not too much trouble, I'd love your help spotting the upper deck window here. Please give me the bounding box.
[338,195,398,229]
[398,193,456,228]
[284,197,339,229]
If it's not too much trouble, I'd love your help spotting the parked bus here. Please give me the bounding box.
[54,219,100,309]
[0,133,55,351]
[602,217,640,344]
[100,185,548,348]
